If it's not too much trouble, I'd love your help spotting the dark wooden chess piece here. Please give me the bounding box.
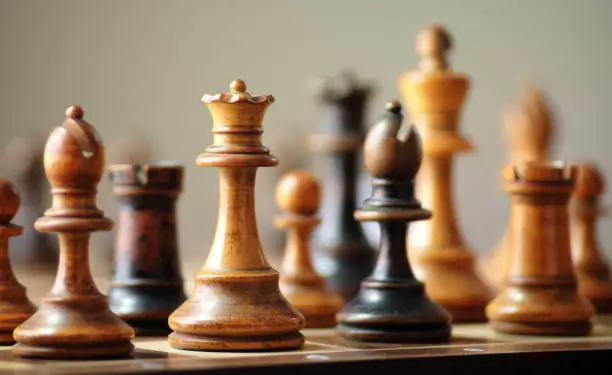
[307,71,377,301]
[0,178,37,344]
[480,84,555,292]
[398,24,493,322]
[12,106,135,359]
[336,101,452,343]
[276,170,344,328]
[108,164,187,336]
[168,80,305,351]
[486,162,595,335]
[570,163,612,313]
[4,136,58,268]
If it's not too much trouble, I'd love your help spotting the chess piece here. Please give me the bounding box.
[398,24,493,321]
[13,106,135,359]
[108,164,187,335]
[307,71,377,301]
[336,101,452,343]
[570,163,612,313]
[4,136,58,267]
[276,170,344,328]
[0,178,37,344]
[480,84,555,291]
[168,80,305,351]
[486,162,595,335]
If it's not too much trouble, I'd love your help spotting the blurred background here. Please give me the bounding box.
[1,0,611,296]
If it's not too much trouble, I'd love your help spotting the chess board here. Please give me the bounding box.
[1,321,611,375]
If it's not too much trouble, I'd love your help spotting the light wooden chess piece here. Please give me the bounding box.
[276,170,344,328]
[486,162,594,335]
[168,80,305,351]
[397,24,493,322]
[0,178,37,344]
[480,84,555,291]
[336,101,451,343]
[570,163,612,313]
[4,136,58,268]
[13,106,135,359]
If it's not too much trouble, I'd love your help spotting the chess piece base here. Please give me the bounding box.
[488,320,592,336]
[12,340,134,359]
[168,331,304,351]
[411,247,493,322]
[336,322,451,343]
[122,319,171,336]
[336,281,452,343]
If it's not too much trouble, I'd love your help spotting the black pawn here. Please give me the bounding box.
[108,164,187,336]
[336,101,452,343]
[307,70,377,301]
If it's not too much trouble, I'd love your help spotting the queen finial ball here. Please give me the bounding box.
[276,170,321,216]
[0,178,20,224]
[230,79,247,93]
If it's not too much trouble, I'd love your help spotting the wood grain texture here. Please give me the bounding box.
[0,178,36,344]
[486,162,595,335]
[12,106,135,359]
[336,101,452,343]
[398,25,493,322]
[276,170,344,328]
[108,164,187,336]
[168,80,305,351]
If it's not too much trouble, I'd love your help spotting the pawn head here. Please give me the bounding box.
[573,163,605,199]
[275,170,321,215]
[0,178,20,224]
[43,106,106,189]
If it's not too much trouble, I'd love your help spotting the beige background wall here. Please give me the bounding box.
[1,0,611,282]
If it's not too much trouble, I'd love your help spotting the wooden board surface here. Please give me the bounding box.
[0,321,611,374]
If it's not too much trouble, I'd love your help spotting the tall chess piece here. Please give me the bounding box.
[307,71,377,301]
[486,162,595,335]
[0,178,37,344]
[398,24,493,321]
[168,80,305,351]
[4,136,58,267]
[13,106,135,359]
[276,170,344,328]
[108,164,187,335]
[570,163,612,313]
[336,101,452,343]
[480,85,555,291]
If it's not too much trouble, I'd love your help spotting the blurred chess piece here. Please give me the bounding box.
[570,163,612,313]
[3,135,57,269]
[398,24,493,321]
[479,84,555,291]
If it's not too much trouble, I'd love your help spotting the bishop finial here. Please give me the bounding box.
[65,105,84,120]
[416,24,452,72]
[364,101,422,181]
[503,83,554,163]
[0,178,20,224]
